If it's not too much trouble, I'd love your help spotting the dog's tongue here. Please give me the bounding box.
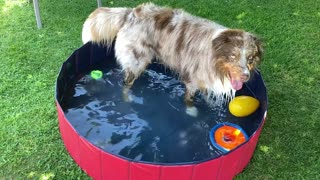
[231,78,243,90]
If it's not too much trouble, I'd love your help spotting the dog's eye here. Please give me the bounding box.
[248,56,254,64]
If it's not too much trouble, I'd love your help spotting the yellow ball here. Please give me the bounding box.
[229,96,260,117]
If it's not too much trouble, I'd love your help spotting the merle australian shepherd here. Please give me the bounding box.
[82,3,263,116]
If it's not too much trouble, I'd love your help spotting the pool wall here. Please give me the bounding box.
[55,42,268,180]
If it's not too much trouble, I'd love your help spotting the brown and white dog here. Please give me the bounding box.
[82,3,263,116]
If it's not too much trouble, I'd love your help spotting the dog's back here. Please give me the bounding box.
[118,4,227,76]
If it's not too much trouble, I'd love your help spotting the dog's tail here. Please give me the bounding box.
[82,7,132,45]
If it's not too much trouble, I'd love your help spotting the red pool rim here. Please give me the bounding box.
[55,42,268,180]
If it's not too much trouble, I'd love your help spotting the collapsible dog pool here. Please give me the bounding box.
[55,42,267,180]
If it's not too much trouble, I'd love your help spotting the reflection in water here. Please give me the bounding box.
[62,68,229,163]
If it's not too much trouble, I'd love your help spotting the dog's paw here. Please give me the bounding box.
[123,93,133,102]
[186,106,198,117]
[122,88,143,104]
[122,88,133,102]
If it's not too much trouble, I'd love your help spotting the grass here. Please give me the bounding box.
[0,0,319,179]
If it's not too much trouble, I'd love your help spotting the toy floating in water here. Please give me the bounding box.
[90,70,103,80]
[229,95,260,117]
[210,123,248,152]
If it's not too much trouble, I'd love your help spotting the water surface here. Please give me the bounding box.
[61,65,253,163]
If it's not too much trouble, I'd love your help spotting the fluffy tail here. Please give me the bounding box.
[82,7,132,45]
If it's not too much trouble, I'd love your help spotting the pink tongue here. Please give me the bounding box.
[231,78,243,90]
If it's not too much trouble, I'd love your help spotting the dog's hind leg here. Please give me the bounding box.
[123,69,136,87]
[122,69,136,102]
[121,58,150,102]
[115,25,154,102]
[116,46,153,102]
[184,84,198,117]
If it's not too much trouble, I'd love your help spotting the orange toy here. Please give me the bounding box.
[210,123,248,152]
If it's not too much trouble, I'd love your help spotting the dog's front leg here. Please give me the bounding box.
[184,86,198,117]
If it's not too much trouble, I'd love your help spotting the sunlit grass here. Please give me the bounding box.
[2,0,27,13]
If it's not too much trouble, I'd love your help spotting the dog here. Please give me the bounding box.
[82,3,263,116]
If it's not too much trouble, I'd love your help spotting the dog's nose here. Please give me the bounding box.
[241,69,250,81]
[243,68,250,75]
[241,74,250,81]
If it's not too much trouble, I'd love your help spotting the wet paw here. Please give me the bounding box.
[122,93,131,102]
[186,106,198,117]
[122,88,133,102]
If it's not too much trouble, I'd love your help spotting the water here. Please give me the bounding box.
[61,66,235,164]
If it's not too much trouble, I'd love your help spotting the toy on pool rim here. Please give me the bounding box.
[229,95,260,117]
[209,123,248,152]
[90,70,103,80]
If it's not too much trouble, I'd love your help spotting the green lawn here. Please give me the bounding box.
[0,0,319,179]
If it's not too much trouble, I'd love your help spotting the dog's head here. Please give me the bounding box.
[212,29,263,90]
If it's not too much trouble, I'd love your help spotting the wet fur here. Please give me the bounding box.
[82,3,263,113]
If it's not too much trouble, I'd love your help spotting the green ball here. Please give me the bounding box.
[90,70,103,80]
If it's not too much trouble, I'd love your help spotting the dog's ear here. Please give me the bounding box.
[212,30,244,52]
[250,34,264,60]
[212,33,231,51]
